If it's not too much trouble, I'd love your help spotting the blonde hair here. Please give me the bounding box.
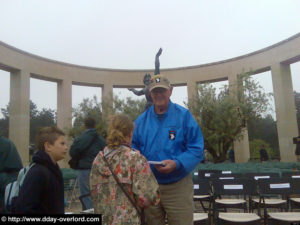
[35,126,65,151]
[106,114,134,149]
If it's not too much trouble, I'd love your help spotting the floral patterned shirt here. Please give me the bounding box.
[90,145,160,225]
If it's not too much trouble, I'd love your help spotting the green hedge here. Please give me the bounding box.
[192,161,300,177]
[61,162,300,182]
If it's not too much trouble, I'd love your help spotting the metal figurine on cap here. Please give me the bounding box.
[128,48,162,110]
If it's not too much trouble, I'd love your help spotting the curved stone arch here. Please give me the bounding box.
[0,33,299,164]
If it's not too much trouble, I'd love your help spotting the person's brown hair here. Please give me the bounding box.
[35,126,65,151]
[106,114,134,149]
[84,117,96,129]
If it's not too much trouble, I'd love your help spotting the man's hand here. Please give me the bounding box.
[154,159,176,174]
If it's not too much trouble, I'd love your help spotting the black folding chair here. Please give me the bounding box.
[193,212,209,225]
[194,178,212,213]
[244,172,280,213]
[243,172,280,181]
[265,178,300,224]
[198,169,221,180]
[267,211,300,225]
[215,173,243,180]
[64,177,79,210]
[286,174,300,211]
[211,178,261,225]
[257,177,292,225]
[220,170,233,174]
[281,171,300,178]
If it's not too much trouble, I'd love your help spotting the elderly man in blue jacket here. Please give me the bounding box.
[132,74,204,225]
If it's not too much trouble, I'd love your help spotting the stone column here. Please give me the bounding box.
[228,73,250,163]
[187,80,197,102]
[57,79,72,131]
[57,79,72,168]
[9,70,30,165]
[271,63,298,162]
[102,81,113,112]
[102,81,113,101]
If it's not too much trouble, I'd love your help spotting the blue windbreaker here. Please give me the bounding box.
[132,101,204,184]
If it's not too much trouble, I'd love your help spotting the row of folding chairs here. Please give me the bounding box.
[196,170,300,179]
[193,170,300,225]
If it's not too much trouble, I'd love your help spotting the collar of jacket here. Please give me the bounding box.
[150,100,174,117]
[83,128,96,134]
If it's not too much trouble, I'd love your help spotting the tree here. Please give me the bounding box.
[0,101,56,143]
[69,95,146,138]
[188,74,272,163]
[247,91,300,159]
[249,139,274,160]
[30,103,56,143]
[0,104,9,137]
[113,95,146,121]
[248,114,279,159]
[70,96,103,138]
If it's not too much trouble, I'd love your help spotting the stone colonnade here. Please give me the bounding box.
[1,33,300,166]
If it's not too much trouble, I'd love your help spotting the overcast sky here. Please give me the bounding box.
[0,0,300,119]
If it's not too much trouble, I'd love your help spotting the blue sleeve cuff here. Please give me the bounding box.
[174,160,182,170]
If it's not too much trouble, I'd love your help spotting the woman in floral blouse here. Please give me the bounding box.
[90,114,160,225]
